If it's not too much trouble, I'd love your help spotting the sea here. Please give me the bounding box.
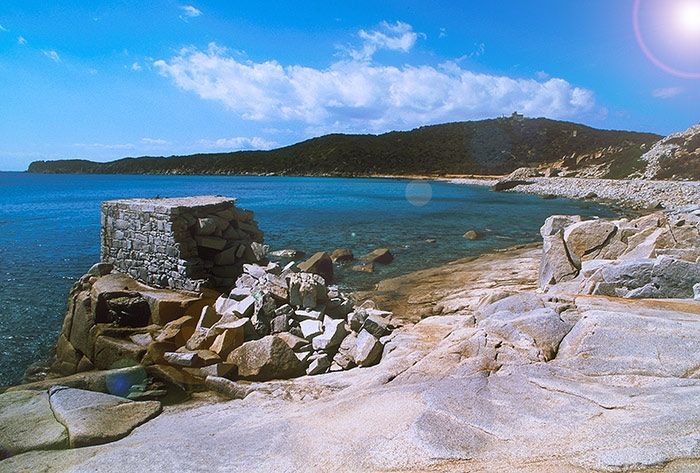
[0,172,615,385]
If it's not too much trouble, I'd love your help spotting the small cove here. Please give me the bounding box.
[0,172,615,385]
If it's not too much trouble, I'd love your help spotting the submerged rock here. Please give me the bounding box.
[361,248,394,265]
[330,248,354,263]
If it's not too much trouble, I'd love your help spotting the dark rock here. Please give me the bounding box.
[492,180,532,192]
[298,251,334,283]
[93,336,146,371]
[96,292,151,327]
[362,314,391,338]
[331,248,354,263]
[361,248,394,265]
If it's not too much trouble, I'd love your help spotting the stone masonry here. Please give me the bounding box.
[101,196,265,291]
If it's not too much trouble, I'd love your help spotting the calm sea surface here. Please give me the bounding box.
[0,172,615,385]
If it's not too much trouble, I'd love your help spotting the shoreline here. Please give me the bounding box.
[21,168,700,211]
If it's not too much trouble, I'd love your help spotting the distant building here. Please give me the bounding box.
[511,111,524,121]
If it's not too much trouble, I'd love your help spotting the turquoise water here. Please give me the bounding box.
[0,172,614,385]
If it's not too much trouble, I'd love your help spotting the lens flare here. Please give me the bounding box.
[677,1,700,35]
[634,0,700,78]
[405,182,432,207]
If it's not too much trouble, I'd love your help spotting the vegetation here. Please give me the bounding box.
[28,117,661,177]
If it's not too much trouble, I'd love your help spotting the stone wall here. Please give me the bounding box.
[101,196,265,291]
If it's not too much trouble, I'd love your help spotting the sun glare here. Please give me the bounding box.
[634,0,700,78]
[677,0,700,35]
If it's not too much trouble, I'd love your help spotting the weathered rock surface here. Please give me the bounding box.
[48,386,161,448]
[0,390,68,458]
[6,244,700,472]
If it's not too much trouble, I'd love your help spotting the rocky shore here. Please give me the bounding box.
[444,173,700,212]
[501,176,700,212]
[1,188,699,471]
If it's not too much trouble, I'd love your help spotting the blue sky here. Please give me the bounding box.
[1,0,699,171]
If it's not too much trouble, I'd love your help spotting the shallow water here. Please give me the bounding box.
[0,172,614,385]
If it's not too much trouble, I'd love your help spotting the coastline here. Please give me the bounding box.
[4,181,700,471]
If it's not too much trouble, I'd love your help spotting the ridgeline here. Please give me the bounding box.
[27,117,661,178]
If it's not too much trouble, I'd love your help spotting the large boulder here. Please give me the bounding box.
[539,232,579,288]
[540,215,582,237]
[48,386,161,448]
[0,390,69,458]
[297,252,334,283]
[226,336,306,381]
[563,220,617,266]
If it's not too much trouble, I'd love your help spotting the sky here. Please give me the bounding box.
[0,0,699,171]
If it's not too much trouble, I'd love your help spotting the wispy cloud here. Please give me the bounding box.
[154,42,596,134]
[438,28,447,39]
[131,62,142,71]
[141,137,170,145]
[0,24,7,32]
[180,5,202,20]
[198,136,278,150]
[348,21,421,61]
[652,87,683,99]
[42,50,60,62]
[17,36,27,45]
[73,142,135,150]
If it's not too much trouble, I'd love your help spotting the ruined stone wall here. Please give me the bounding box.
[101,196,265,291]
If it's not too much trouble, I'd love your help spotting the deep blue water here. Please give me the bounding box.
[0,172,614,385]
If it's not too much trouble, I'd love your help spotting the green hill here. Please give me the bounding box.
[27,117,661,178]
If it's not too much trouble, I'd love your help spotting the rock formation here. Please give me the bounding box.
[539,209,700,298]
[641,123,700,180]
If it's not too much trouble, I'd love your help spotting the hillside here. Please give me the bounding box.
[27,117,662,178]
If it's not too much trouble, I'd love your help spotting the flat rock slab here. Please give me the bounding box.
[48,386,161,448]
[0,390,68,458]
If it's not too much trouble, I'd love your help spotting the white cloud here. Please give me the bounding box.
[42,50,60,62]
[141,137,170,145]
[652,87,683,99]
[349,21,420,61]
[17,36,27,45]
[439,28,447,39]
[0,24,7,32]
[198,136,278,150]
[154,43,597,134]
[180,5,202,18]
[73,142,135,150]
[131,62,142,71]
